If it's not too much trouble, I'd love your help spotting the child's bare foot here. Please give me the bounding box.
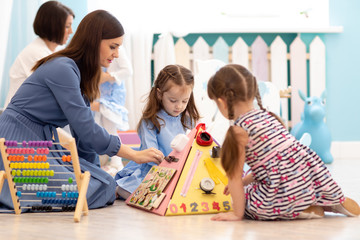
[323,197,360,217]
[298,205,324,219]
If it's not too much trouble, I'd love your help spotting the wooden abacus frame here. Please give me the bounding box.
[0,136,90,223]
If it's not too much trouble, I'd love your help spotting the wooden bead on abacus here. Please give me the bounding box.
[31,205,53,212]
[61,155,71,162]
[36,148,50,155]
[4,140,17,146]
[13,177,49,184]
[61,191,79,198]
[61,184,77,191]
[22,184,48,191]
[62,205,76,211]
[37,191,56,198]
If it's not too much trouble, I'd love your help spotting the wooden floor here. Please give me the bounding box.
[1,159,360,240]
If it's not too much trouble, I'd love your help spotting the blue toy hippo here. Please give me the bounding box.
[290,90,333,164]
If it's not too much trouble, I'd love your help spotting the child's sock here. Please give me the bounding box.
[109,156,124,171]
[116,186,131,200]
[324,197,360,217]
[298,205,325,219]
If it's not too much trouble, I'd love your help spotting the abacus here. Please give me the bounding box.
[0,136,90,222]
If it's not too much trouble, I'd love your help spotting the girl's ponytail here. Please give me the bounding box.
[222,89,248,177]
[221,126,248,178]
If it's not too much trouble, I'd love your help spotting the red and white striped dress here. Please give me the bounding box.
[236,109,344,220]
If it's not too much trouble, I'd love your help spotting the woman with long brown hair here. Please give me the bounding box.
[0,10,163,211]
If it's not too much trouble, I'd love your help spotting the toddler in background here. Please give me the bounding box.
[207,64,360,221]
[115,64,200,199]
[91,46,132,175]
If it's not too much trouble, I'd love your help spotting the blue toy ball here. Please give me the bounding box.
[290,90,333,164]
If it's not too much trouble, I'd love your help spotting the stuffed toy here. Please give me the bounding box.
[291,90,333,164]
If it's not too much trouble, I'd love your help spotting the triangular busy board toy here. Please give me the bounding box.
[126,123,232,216]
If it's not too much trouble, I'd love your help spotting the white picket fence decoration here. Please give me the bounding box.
[154,35,326,128]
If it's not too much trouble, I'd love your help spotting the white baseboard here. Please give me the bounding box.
[331,141,360,160]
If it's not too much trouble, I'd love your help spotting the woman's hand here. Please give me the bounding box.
[90,101,100,112]
[117,145,164,165]
[211,212,242,221]
[133,147,164,165]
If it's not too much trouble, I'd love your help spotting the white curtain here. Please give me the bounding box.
[0,1,13,100]
[123,30,154,130]
[153,32,176,78]
[0,0,44,108]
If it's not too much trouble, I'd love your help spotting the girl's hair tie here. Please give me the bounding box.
[225,89,235,98]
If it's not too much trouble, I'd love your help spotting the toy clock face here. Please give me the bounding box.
[200,178,215,193]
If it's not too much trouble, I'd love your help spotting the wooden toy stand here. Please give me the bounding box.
[0,137,90,222]
[126,124,232,216]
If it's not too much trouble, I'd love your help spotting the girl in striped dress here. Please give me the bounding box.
[207,64,360,221]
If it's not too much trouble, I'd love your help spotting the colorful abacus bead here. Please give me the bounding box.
[36,148,50,155]
[61,155,71,162]
[25,184,47,191]
[31,205,53,212]
[68,192,79,198]
[61,184,77,191]
[5,140,17,147]
[26,140,53,147]
[62,206,76,211]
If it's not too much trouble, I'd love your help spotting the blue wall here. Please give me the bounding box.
[324,0,360,141]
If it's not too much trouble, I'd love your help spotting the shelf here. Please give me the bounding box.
[179,26,344,34]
